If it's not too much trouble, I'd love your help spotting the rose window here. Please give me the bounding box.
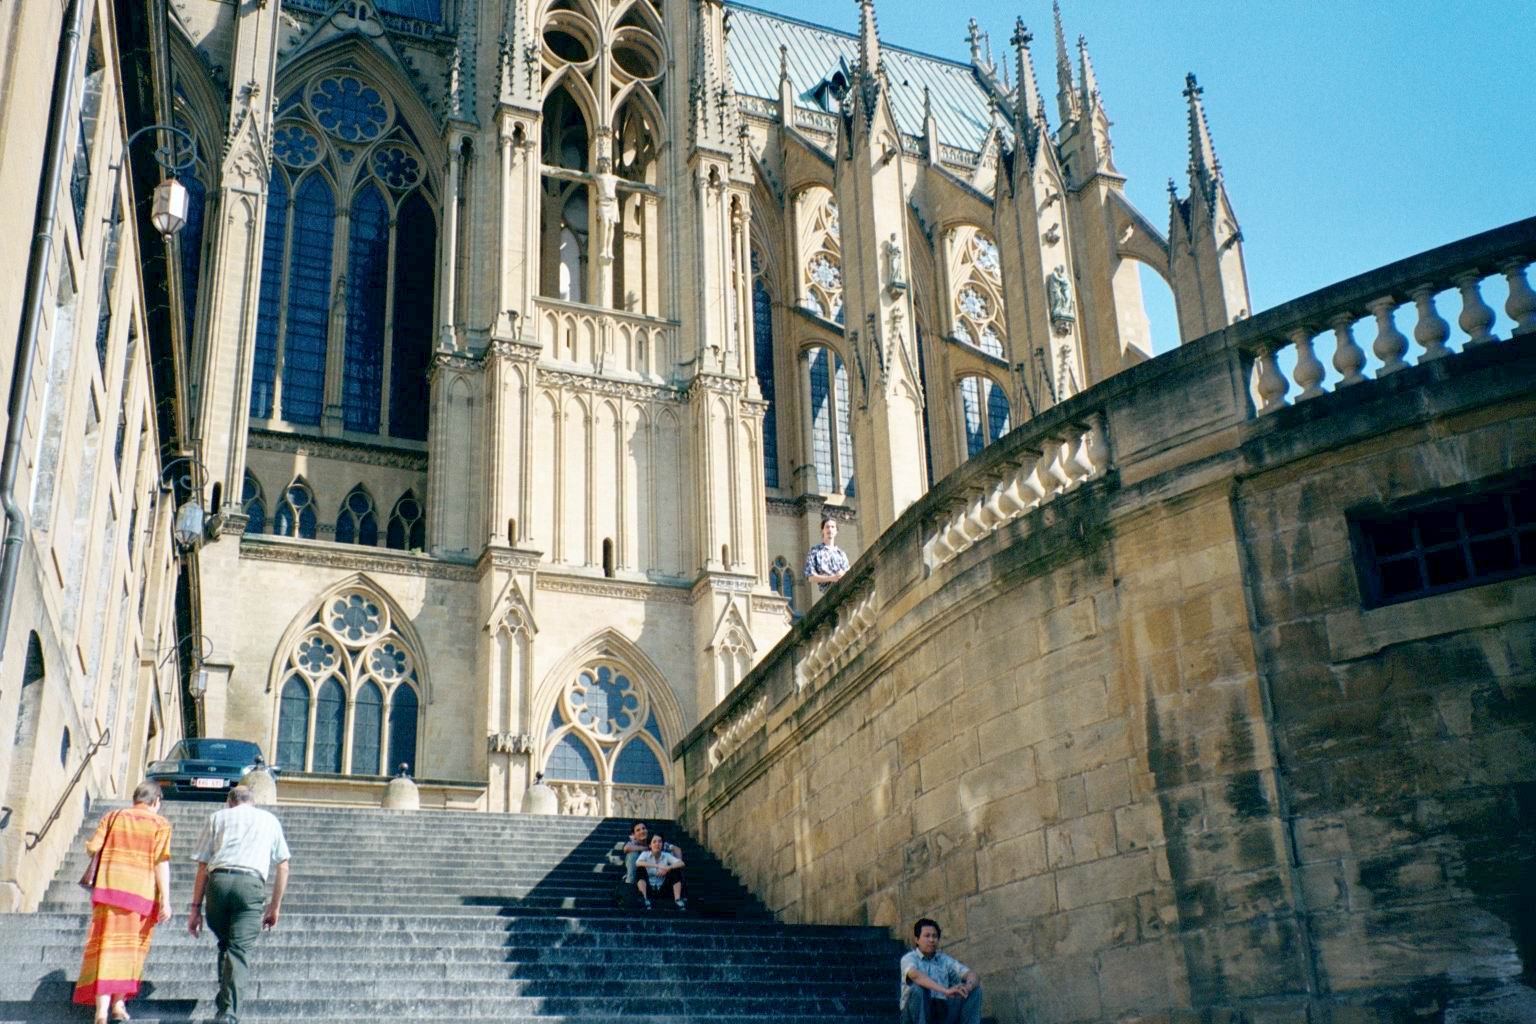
[367,641,411,682]
[296,634,339,674]
[329,592,385,643]
[310,76,390,143]
[273,123,322,169]
[974,236,1000,274]
[569,666,639,738]
[372,146,424,190]
[959,287,989,320]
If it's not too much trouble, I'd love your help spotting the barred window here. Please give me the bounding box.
[1353,479,1536,607]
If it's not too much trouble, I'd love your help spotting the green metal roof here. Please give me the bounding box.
[726,3,1000,153]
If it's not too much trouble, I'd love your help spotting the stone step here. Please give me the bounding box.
[0,991,891,1015]
[0,1011,889,1024]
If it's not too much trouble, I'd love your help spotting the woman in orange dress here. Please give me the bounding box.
[74,781,173,1023]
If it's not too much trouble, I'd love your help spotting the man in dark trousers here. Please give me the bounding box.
[187,785,291,1024]
[900,918,981,1023]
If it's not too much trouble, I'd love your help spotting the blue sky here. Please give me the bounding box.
[746,0,1534,351]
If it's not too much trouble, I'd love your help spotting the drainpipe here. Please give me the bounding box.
[0,0,88,662]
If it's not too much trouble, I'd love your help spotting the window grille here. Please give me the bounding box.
[1353,480,1536,607]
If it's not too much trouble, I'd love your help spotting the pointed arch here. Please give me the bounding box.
[540,69,601,152]
[335,483,379,546]
[531,629,684,753]
[274,477,318,539]
[264,573,433,703]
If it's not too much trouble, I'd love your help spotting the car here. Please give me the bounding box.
[145,738,279,800]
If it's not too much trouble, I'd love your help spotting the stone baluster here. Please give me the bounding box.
[1068,424,1097,480]
[1082,412,1111,477]
[1290,326,1326,399]
[1330,313,1367,385]
[1252,337,1290,413]
[1410,284,1451,361]
[1454,271,1497,346]
[1013,448,1048,508]
[1367,297,1409,374]
[1047,436,1077,493]
[1502,259,1536,335]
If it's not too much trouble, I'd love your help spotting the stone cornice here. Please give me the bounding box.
[248,430,429,471]
[240,537,477,580]
[537,368,686,404]
[690,572,758,599]
[537,572,694,604]
[477,546,544,573]
[765,495,859,521]
[687,374,745,398]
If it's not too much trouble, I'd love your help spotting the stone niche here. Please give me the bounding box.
[677,330,1536,1024]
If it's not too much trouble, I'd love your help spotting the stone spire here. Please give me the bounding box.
[1183,72,1222,212]
[690,0,733,153]
[1010,18,1043,151]
[1077,33,1102,115]
[1053,0,1078,126]
[966,18,983,66]
[853,0,883,117]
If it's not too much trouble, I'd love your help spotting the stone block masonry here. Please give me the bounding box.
[677,222,1536,1024]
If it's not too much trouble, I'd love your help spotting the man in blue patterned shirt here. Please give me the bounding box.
[899,918,981,1023]
[803,515,850,592]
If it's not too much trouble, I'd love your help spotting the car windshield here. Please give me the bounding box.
[169,739,262,763]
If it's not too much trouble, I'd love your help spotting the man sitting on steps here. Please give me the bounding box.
[634,832,686,911]
[900,918,981,1024]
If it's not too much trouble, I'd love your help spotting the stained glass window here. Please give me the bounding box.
[809,347,833,494]
[310,77,389,143]
[343,186,390,434]
[834,357,855,497]
[377,0,442,21]
[352,680,383,775]
[546,731,599,781]
[276,676,309,769]
[388,685,419,775]
[613,739,664,786]
[280,176,335,425]
[180,173,207,351]
[751,254,778,488]
[313,677,346,773]
[250,171,288,419]
[389,194,435,440]
[960,376,1012,457]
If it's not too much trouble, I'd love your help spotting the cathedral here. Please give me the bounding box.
[1,0,1251,898]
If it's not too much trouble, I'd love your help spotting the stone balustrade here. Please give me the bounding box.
[531,296,679,379]
[1235,218,1535,414]
[674,218,1536,1023]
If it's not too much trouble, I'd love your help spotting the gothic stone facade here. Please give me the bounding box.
[106,0,1248,818]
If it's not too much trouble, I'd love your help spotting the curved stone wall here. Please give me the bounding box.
[677,220,1536,1022]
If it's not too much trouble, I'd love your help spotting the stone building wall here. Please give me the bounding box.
[678,237,1536,1023]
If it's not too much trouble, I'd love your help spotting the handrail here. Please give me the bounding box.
[25,727,111,851]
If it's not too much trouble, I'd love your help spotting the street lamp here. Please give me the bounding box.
[117,123,198,242]
[161,455,210,553]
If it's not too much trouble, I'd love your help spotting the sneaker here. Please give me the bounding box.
[675,898,686,910]
[642,898,652,910]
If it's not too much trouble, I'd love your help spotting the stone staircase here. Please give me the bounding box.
[0,801,901,1022]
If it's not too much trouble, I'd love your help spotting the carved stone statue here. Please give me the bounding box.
[1048,265,1075,330]
[885,233,905,285]
[595,169,620,263]
[559,783,600,817]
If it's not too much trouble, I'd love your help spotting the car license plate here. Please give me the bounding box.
[193,778,226,789]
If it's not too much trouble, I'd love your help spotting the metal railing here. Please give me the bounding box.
[25,727,111,850]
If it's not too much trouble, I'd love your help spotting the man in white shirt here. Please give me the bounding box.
[187,785,292,1024]
[633,832,686,911]
[900,917,981,1023]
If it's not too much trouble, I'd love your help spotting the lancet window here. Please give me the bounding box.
[542,661,670,816]
[274,587,422,775]
[242,472,265,534]
[250,72,437,442]
[806,345,855,497]
[798,189,844,324]
[537,0,667,316]
[949,227,1006,358]
[959,375,1012,457]
[769,556,796,613]
[386,490,426,551]
[70,27,106,238]
[273,479,318,539]
[335,485,379,546]
[751,251,779,488]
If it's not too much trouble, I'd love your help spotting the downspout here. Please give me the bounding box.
[0,0,89,661]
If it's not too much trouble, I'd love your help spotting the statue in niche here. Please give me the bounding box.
[884,233,907,295]
[1048,265,1075,335]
